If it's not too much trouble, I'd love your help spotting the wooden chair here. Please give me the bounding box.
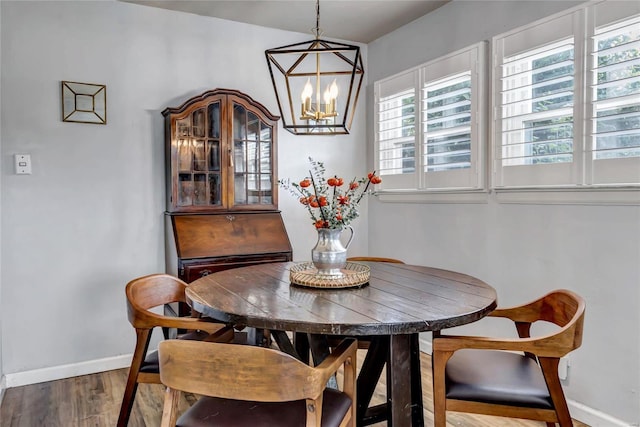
[117,274,234,427]
[158,338,358,427]
[432,289,585,427]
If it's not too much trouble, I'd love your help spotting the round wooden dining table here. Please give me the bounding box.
[185,261,497,427]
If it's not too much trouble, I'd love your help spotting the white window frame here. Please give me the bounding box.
[492,0,640,194]
[374,42,487,200]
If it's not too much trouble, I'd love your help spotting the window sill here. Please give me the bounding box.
[494,186,640,205]
[374,189,490,204]
[373,187,640,205]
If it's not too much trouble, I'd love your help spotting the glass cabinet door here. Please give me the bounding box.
[165,89,278,212]
[232,102,274,207]
[174,103,222,209]
[205,102,222,207]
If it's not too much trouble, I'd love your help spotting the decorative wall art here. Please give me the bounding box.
[61,81,106,124]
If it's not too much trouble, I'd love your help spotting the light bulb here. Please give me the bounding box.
[301,78,313,102]
[329,79,338,99]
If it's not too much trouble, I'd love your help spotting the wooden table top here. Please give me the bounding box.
[185,261,497,335]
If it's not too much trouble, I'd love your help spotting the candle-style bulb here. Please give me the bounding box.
[329,79,338,99]
[301,78,313,102]
[323,85,332,114]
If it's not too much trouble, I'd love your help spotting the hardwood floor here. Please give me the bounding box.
[0,350,590,427]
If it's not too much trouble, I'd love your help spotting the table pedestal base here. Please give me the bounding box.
[290,332,424,427]
[358,334,424,427]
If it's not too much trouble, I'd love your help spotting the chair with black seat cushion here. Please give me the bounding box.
[432,289,585,427]
[117,274,235,427]
[158,338,358,427]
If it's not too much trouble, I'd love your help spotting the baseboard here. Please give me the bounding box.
[4,354,131,388]
[567,400,635,427]
[417,334,635,427]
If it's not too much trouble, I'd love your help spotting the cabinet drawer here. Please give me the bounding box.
[182,254,291,283]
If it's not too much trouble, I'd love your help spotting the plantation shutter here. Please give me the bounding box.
[375,43,485,191]
[589,12,640,185]
[421,43,484,189]
[494,13,580,187]
[423,72,472,172]
[376,71,418,189]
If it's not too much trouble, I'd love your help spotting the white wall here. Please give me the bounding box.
[0,0,367,379]
[367,1,639,425]
[0,0,4,402]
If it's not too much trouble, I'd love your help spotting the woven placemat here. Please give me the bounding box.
[290,261,370,289]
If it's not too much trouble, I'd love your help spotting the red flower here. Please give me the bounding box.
[314,219,328,229]
[368,173,382,184]
[327,177,344,187]
[278,158,378,230]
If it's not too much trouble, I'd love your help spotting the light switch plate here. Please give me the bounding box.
[15,154,32,174]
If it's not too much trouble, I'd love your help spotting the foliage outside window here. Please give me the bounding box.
[592,15,640,162]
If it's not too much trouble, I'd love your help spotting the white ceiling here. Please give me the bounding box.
[121,0,450,43]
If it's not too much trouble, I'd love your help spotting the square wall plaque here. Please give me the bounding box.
[61,81,106,124]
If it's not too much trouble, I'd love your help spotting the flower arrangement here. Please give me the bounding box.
[279,157,382,230]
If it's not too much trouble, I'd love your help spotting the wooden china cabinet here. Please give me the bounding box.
[162,89,292,302]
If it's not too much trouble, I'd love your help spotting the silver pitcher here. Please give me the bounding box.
[311,226,354,277]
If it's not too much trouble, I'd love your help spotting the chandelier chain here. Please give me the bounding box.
[315,0,320,39]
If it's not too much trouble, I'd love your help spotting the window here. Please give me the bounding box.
[375,43,486,192]
[501,38,575,167]
[494,2,640,188]
[589,10,640,185]
[378,85,416,177]
[424,72,473,172]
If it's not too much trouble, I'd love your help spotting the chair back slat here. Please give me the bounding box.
[159,340,327,402]
[540,290,585,354]
[126,274,187,328]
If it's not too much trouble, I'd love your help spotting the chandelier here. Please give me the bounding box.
[265,0,364,135]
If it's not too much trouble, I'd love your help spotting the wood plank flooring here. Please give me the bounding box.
[0,350,590,426]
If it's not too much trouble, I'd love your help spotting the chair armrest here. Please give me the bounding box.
[433,333,571,358]
[157,315,231,335]
[433,334,537,353]
[315,338,358,382]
